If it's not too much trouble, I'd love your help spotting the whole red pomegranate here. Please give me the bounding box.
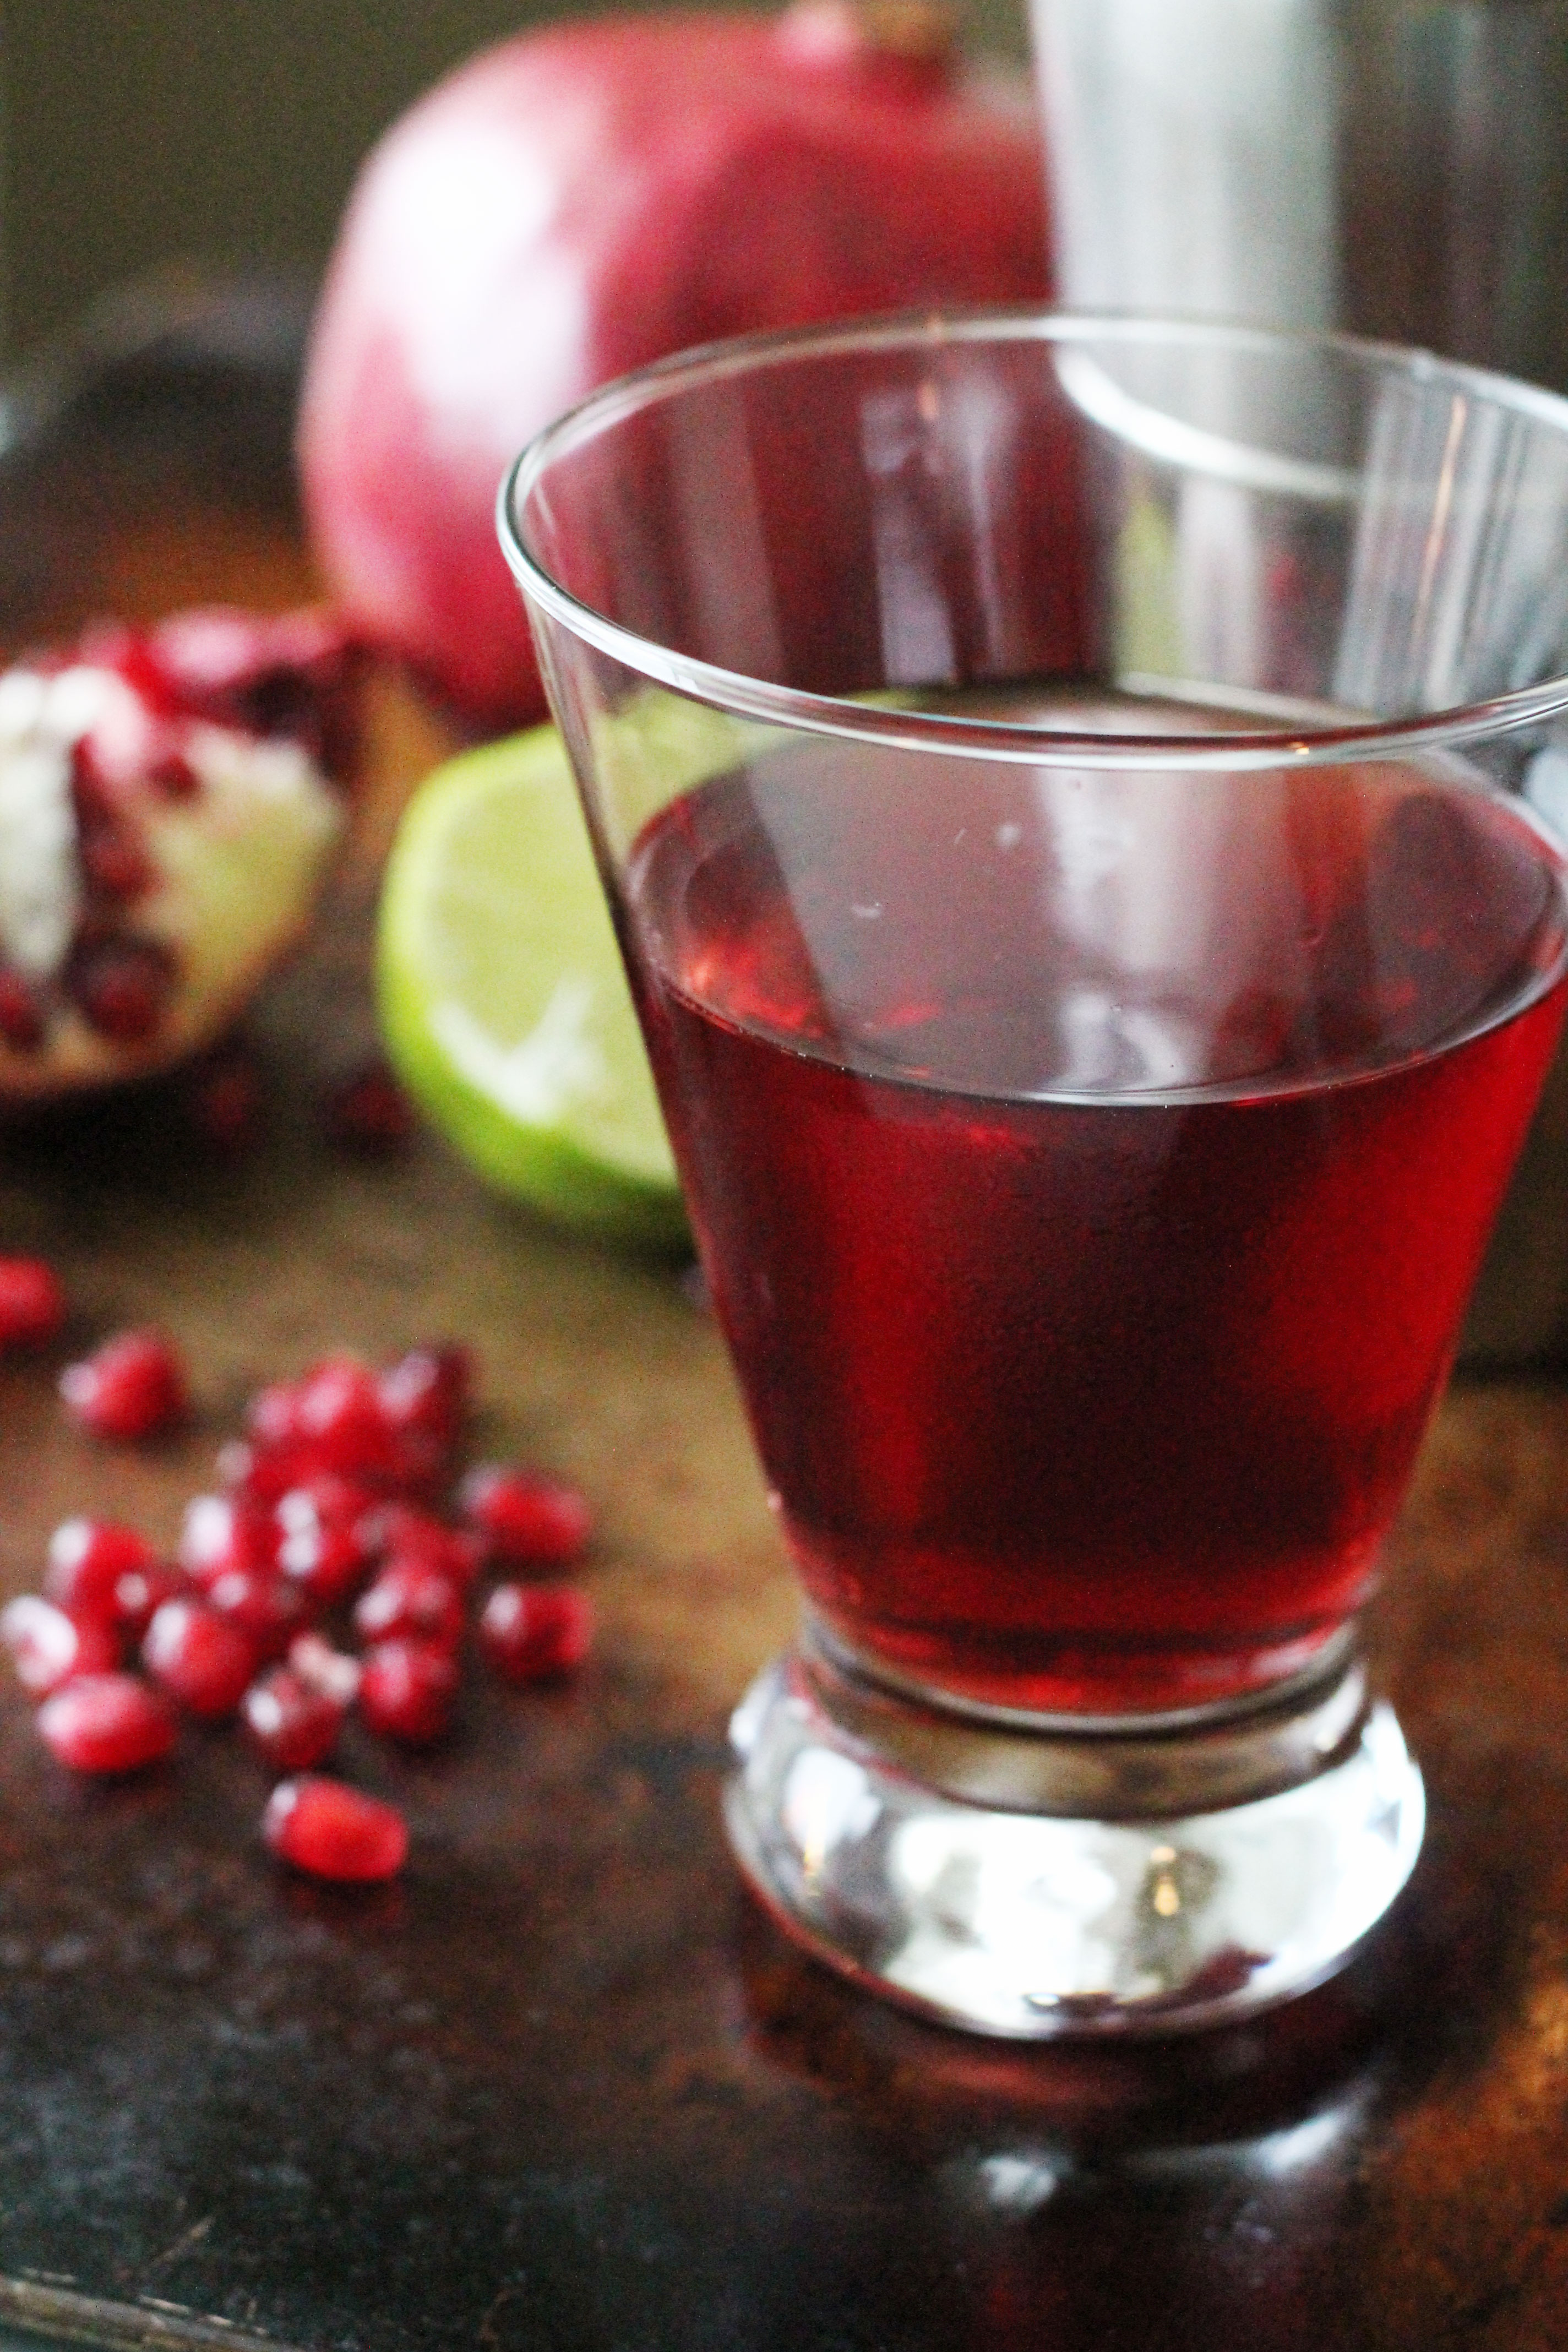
[297,0,1050,731]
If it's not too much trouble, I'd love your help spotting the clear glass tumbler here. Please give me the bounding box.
[500,316,1568,2036]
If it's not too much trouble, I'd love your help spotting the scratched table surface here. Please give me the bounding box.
[2,305,1568,2352]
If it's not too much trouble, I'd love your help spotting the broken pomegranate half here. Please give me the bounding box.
[0,606,363,1101]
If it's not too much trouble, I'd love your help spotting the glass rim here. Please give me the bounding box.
[498,306,1568,774]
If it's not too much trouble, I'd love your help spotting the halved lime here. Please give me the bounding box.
[376,725,688,1251]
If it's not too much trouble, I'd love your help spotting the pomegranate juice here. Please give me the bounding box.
[629,727,1568,1716]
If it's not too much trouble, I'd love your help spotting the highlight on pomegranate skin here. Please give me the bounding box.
[263,1775,409,1882]
[297,4,1050,727]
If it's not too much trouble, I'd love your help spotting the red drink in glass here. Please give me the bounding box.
[505,313,1568,2030]
[630,732,1568,1716]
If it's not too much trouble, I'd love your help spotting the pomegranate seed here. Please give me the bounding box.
[295,1353,383,1442]
[364,1501,484,1589]
[386,1427,448,1496]
[0,970,45,1052]
[79,819,154,902]
[146,749,200,800]
[45,1516,161,1618]
[458,1465,593,1566]
[0,1257,66,1351]
[160,612,364,777]
[274,1472,378,1538]
[323,1061,415,1156]
[38,1672,178,1773]
[290,1355,403,1483]
[358,1637,459,1744]
[60,1327,188,1440]
[187,1045,264,1153]
[67,935,175,1043]
[241,1667,344,1772]
[207,1567,313,1662]
[142,1597,256,1719]
[276,1523,369,1609]
[68,731,118,815]
[225,1438,334,1504]
[247,1382,302,1449]
[110,1560,187,1642]
[1,1596,121,1697]
[179,1491,274,1585]
[375,1345,471,1453]
[263,1776,407,1882]
[288,1631,361,1707]
[84,625,182,717]
[353,1560,464,1651]
[214,1438,258,1489]
[478,1583,594,1683]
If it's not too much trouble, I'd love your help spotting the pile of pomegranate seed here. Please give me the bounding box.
[2,1326,595,1885]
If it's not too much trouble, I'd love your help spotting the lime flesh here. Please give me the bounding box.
[376,726,688,1251]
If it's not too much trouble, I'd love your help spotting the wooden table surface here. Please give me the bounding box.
[2,390,1568,2352]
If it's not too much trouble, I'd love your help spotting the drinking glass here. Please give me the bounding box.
[500,315,1568,2036]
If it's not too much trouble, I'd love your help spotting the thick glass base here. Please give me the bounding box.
[725,1632,1424,2038]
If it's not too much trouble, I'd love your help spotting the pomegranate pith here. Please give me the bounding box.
[263,1775,408,1881]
